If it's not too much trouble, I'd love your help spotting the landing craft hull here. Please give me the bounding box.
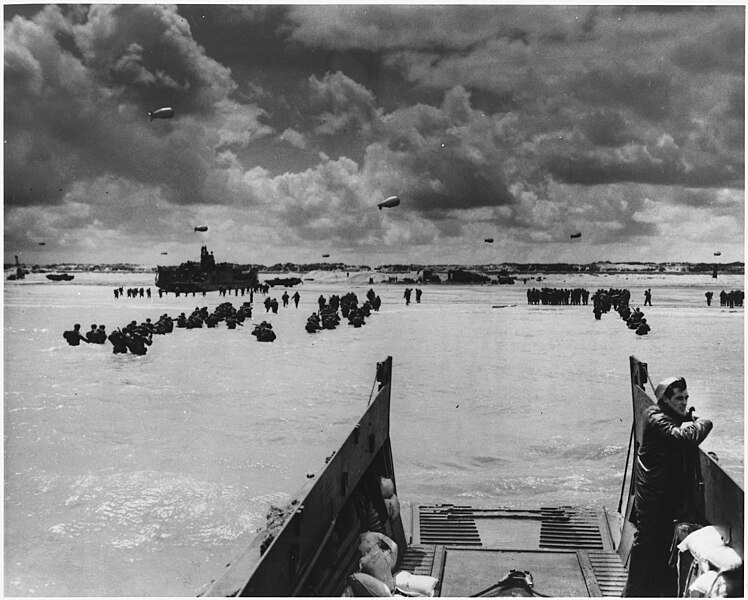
[264,277,303,288]
[155,279,256,294]
[46,273,74,281]
[155,269,257,293]
[200,356,743,597]
[622,358,743,559]
[155,246,258,293]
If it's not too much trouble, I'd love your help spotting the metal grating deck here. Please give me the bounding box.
[587,550,628,597]
[539,507,604,550]
[399,544,445,597]
[411,504,628,597]
[417,504,482,546]
[399,544,439,576]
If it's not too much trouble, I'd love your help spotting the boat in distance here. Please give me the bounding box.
[46,273,74,281]
[155,246,258,293]
[200,356,743,597]
[264,276,303,288]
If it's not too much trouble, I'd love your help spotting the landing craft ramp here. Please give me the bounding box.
[401,504,626,596]
[201,357,628,597]
[202,356,742,597]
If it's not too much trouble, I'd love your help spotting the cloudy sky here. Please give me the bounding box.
[4,4,745,267]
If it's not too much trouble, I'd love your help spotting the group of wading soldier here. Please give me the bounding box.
[64,321,152,354]
[63,324,112,346]
[623,376,713,597]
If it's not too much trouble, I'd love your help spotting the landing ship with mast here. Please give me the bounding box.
[155,246,258,294]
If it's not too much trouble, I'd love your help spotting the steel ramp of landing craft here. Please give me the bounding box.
[400,504,628,597]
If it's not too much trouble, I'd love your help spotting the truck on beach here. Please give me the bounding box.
[155,246,258,294]
[200,356,743,597]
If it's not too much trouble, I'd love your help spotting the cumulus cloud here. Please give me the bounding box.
[73,5,235,111]
[287,5,588,53]
[359,87,519,215]
[280,128,308,150]
[307,71,380,138]
[4,5,744,264]
[4,4,267,211]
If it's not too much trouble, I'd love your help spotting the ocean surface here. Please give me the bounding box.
[4,270,744,597]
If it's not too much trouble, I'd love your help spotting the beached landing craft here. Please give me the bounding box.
[155,246,258,294]
[45,273,74,281]
[265,277,303,288]
[201,357,743,597]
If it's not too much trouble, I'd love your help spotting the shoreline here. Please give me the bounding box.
[6,262,745,277]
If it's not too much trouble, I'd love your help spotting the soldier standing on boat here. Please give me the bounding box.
[623,377,712,597]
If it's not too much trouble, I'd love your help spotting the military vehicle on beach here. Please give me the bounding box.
[155,246,258,294]
[46,273,75,281]
[264,276,303,288]
[200,356,743,597]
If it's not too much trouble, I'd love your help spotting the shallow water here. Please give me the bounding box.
[4,271,744,596]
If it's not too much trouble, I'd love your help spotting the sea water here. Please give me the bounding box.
[4,271,744,596]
